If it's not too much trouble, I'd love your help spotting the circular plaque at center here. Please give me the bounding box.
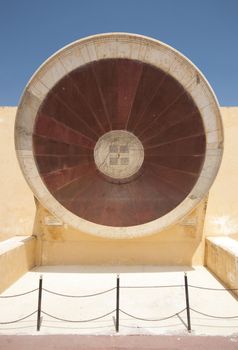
[94,130,144,182]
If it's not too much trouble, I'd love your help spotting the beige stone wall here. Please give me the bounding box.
[204,107,238,237]
[0,236,36,292]
[205,237,238,298]
[34,199,207,266]
[0,107,35,241]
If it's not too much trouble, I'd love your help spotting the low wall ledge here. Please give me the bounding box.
[0,236,35,255]
[206,236,238,257]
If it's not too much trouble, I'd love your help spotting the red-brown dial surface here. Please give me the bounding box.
[33,58,206,227]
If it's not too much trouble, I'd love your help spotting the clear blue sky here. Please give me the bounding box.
[0,0,237,106]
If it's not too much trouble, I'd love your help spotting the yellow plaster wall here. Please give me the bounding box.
[34,199,207,266]
[0,107,35,241]
[204,107,238,237]
[205,237,238,298]
[0,236,36,292]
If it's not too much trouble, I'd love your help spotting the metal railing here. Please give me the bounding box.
[0,273,237,332]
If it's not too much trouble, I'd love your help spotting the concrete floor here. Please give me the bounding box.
[0,266,238,337]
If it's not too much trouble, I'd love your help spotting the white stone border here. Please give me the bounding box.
[15,33,223,239]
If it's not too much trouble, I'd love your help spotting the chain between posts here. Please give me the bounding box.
[42,287,116,298]
[119,308,186,322]
[0,273,237,332]
[0,289,38,298]
[190,308,238,319]
[42,309,116,323]
[0,310,37,324]
[188,285,238,291]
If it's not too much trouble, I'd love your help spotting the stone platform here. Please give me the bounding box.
[0,266,238,337]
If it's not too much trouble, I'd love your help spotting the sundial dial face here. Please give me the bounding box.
[15,33,223,237]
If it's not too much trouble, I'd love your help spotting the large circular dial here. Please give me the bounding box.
[15,33,223,238]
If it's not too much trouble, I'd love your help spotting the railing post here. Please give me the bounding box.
[37,275,43,331]
[116,274,120,332]
[184,273,191,332]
